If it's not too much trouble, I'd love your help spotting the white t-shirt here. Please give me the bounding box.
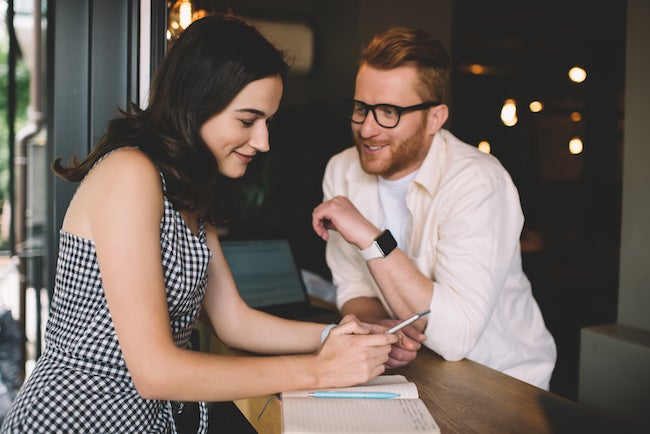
[378,170,418,250]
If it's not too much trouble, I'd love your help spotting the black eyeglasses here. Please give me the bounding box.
[345,99,441,128]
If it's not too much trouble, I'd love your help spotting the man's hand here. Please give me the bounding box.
[378,319,426,369]
[312,196,380,248]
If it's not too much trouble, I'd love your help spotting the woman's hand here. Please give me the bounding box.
[336,314,425,369]
[314,316,398,388]
[339,315,426,369]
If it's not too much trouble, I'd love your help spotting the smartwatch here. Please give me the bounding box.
[359,230,398,260]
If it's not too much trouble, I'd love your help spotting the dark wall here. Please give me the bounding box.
[451,2,626,400]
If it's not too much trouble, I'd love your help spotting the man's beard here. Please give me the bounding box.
[353,122,430,179]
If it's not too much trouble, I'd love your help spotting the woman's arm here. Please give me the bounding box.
[201,226,334,355]
[72,148,396,402]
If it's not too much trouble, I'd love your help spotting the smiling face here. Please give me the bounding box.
[199,75,283,179]
[352,64,447,180]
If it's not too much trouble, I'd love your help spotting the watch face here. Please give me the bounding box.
[376,230,398,256]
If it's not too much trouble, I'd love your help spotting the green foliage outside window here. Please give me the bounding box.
[1,26,32,247]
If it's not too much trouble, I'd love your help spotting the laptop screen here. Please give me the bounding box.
[220,239,310,312]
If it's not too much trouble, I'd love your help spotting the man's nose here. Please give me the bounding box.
[359,110,382,137]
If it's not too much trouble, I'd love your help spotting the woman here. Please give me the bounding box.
[1,15,396,433]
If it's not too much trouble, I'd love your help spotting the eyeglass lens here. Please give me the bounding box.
[350,101,401,128]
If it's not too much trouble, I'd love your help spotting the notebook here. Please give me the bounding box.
[281,375,440,433]
[220,239,338,321]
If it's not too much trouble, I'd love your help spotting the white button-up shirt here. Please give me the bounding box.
[322,129,557,389]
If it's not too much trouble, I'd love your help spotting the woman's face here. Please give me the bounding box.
[200,75,283,178]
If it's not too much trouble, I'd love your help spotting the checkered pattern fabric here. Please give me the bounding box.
[1,172,212,433]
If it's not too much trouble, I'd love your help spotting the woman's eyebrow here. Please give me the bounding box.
[235,108,266,116]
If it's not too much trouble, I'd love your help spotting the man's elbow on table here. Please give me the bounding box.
[423,332,477,362]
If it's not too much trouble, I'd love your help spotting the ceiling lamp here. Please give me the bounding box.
[569,137,584,154]
[500,99,518,127]
[568,66,587,83]
[168,0,212,42]
[477,141,491,154]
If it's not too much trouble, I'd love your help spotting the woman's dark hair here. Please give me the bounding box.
[52,14,288,224]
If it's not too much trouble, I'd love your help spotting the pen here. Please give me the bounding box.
[384,309,431,334]
[307,391,400,399]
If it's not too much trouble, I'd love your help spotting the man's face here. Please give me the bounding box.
[352,64,436,180]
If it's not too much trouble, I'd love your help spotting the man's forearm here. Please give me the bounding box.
[366,249,433,325]
[340,297,389,323]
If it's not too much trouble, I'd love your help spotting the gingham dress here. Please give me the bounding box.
[1,171,212,433]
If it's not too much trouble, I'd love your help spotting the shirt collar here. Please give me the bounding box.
[412,129,448,196]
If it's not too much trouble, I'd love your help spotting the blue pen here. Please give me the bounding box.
[307,391,400,399]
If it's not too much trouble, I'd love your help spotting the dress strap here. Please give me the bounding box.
[165,401,178,434]
[168,400,208,433]
[198,402,208,432]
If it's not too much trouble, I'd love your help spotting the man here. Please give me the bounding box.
[312,27,556,389]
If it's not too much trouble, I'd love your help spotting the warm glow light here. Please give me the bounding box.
[179,0,193,29]
[571,111,582,122]
[569,137,583,154]
[478,141,491,153]
[568,66,587,83]
[501,99,518,127]
[529,101,543,113]
[469,64,486,75]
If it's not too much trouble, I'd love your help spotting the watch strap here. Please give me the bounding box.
[359,230,397,260]
[360,241,383,260]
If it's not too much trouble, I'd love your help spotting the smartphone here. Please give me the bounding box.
[384,309,431,334]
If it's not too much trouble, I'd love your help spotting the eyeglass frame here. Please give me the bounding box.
[345,99,441,129]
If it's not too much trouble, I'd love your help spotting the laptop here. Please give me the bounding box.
[220,239,339,322]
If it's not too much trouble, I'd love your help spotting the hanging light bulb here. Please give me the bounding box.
[167,0,215,42]
[179,0,193,29]
[569,137,584,154]
[500,99,518,127]
[168,0,200,42]
[477,141,491,154]
[529,100,543,113]
[568,66,587,83]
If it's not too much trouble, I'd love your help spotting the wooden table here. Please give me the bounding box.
[390,348,633,433]
[199,297,637,433]
[224,345,637,433]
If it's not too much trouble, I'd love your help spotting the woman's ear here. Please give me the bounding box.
[426,104,449,135]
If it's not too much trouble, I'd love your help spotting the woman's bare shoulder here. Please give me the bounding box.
[88,147,163,203]
[93,147,158,177]
[62,147,163,238]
